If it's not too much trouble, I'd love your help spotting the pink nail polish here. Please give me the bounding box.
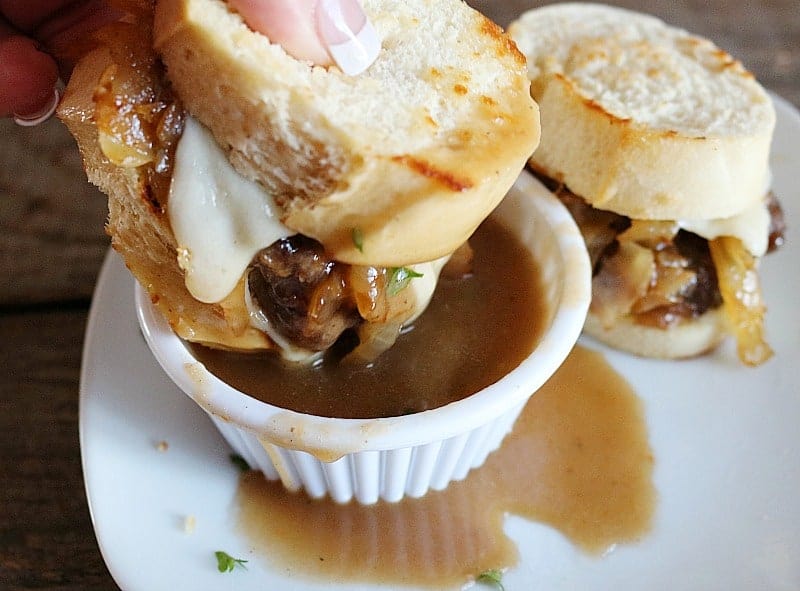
[316,0,380,76]
[14,86,61,127]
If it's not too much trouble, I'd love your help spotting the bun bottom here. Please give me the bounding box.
[583,309,727,360]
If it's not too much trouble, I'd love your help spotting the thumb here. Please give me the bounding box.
[227,0,380,76]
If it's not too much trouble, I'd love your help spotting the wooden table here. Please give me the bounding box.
[1,1,798,589]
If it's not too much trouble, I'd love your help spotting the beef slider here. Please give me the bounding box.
[533,167,785,362]
[510,4,782,364]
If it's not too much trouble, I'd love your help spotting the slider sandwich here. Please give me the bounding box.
[59,0,540,362]
[510,3,785,365]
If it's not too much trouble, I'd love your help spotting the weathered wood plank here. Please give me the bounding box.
[0,309,115,590]
[0,117,109,306]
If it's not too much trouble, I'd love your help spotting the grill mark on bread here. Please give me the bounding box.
[557,73,716,143]
[154,0,539,266]
[391,155,473,192]
[554,74,632,126]
[479,17,526,67]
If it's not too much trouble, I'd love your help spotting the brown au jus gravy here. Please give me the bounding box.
[237,346,656,587]
[189,217,546,418]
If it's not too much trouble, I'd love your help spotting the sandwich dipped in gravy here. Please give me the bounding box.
[509,3,785,365]
[58,0,540,362]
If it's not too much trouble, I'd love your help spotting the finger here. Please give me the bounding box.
[0,0,123,76]
[228,0,380,76]
[0,20,59,119]
[316,0,380,75]
[228,0,329,64]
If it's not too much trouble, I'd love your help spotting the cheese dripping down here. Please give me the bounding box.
[168,117,292,304]
[168,117,449,361]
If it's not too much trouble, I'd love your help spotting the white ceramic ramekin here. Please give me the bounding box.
[135,170,591,504]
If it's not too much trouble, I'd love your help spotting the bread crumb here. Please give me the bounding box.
[184,515,197,534]
[156,440,169,452]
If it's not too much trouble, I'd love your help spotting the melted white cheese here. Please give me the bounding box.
[168,118,291,303]
[678,197,770,257]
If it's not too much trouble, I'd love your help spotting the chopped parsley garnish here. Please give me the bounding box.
[352,227,365,253]
[215,551,248,573]
[477,569,505,590]
[387,266,424,296]
[229,453,251,472]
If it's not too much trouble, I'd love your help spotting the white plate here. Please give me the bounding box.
[79,95,800,591]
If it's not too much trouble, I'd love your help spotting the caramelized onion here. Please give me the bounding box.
[619,220,680,250]
[591,242,655,327]
[91,17,184,210]
[348,266,387,322]
[632,244,697,315]
[343,322,403,365]
[632,267,696,314]
[94,64,157,167]
[347,266,415,324]
[709,237,773,366]
[307,274,349,324]
[343,265,422,362]
[558,191,629,268]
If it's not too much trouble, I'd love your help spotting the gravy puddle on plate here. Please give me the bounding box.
[236,346,656,587]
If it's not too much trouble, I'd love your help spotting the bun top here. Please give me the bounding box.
[509,3,775,220]
[154,0,540,265]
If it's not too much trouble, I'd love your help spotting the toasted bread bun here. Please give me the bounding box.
[509,3,774,221]
[59,1,539,352]
[154,0,540,266]
[584,309,727,360]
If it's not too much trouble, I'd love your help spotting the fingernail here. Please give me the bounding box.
[14,86,61,127]
[316,0,380,76]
